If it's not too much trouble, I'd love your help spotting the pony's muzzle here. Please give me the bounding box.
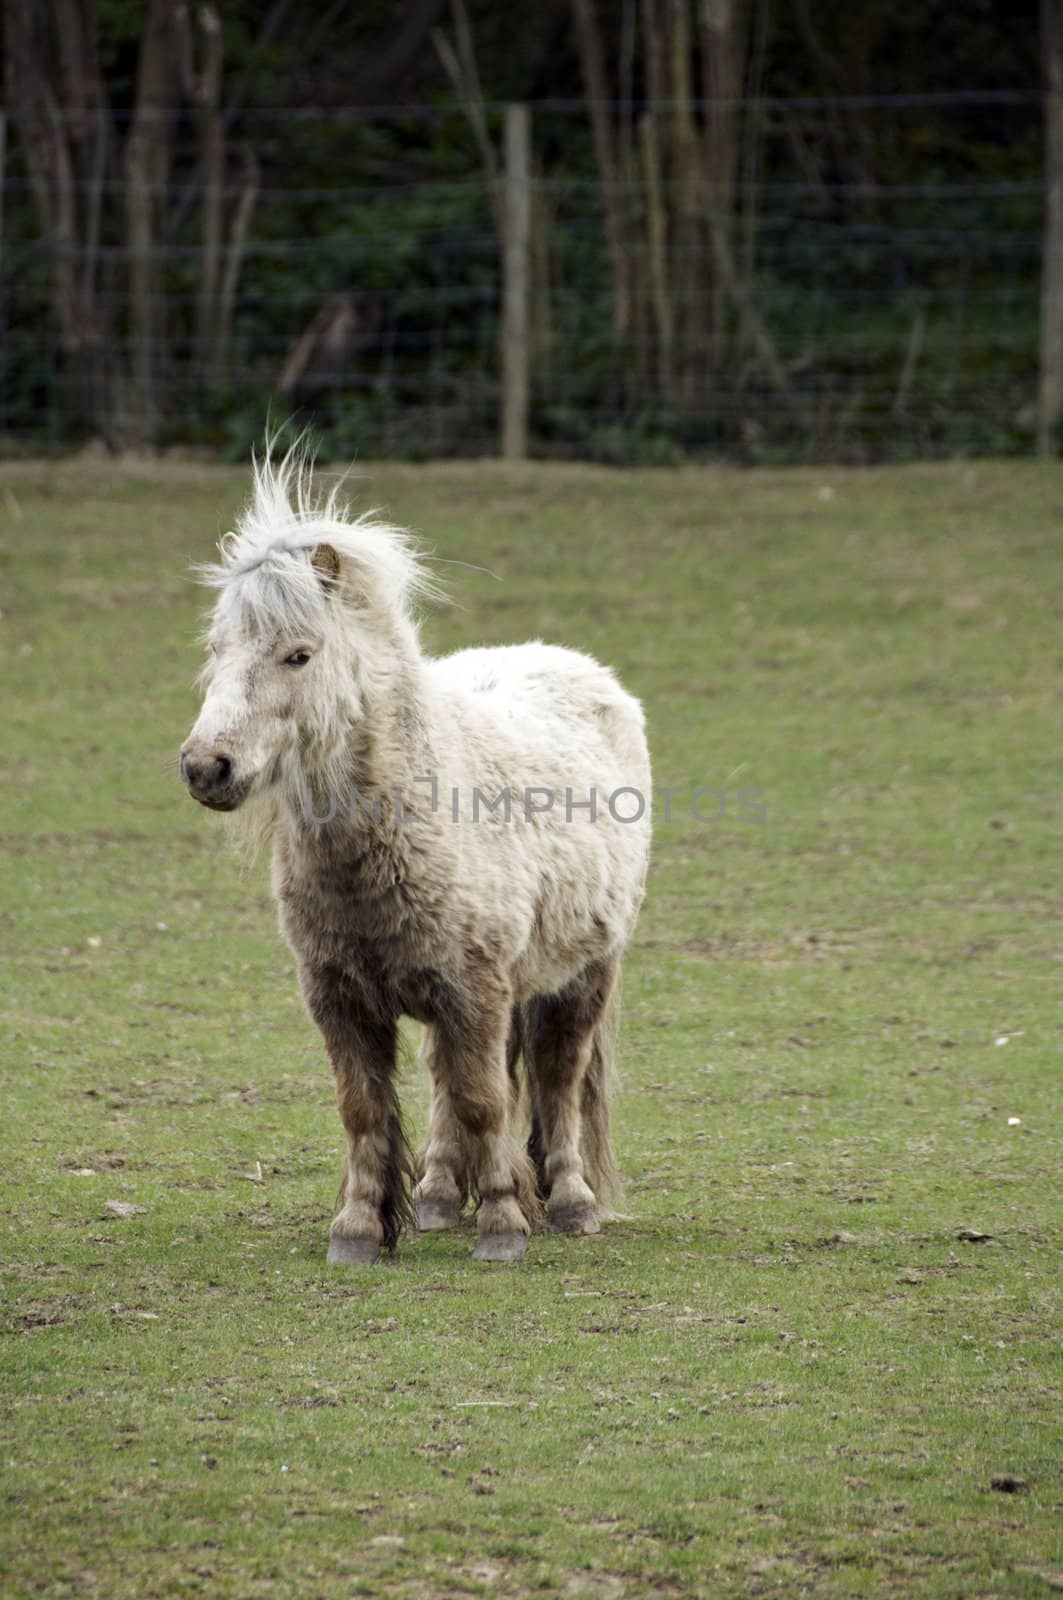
[180,742,241,810]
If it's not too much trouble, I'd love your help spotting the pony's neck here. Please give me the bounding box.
[285,621,430,846]
[352,637,430,798]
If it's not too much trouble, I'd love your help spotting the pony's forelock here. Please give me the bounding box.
[196,442,441,635]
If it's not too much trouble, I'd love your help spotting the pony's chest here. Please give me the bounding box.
[281,890,457,1026]
[275,835,439,995]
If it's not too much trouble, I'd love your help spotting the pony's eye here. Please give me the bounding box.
[283,650,311,668]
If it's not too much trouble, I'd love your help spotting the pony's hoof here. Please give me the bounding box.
[327,1235,380,1266]
[549,1204,601,1235]
[415,1197,462,1232]
[472,1231,527,1262]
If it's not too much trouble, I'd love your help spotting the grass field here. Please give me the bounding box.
[1,455,1060,1599]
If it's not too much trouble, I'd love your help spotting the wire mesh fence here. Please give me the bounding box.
[0,92,1044,462]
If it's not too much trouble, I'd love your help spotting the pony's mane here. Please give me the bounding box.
[198,445,437,635]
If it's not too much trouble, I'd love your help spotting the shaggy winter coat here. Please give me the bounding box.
[180,453,651,1262]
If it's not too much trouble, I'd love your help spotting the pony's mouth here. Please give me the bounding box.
[186,775,253,812]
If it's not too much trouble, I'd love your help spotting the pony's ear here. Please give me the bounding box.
[310,540,373,610]
[310,542,341,592]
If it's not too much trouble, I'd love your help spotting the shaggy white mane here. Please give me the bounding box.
[199,445,437,635]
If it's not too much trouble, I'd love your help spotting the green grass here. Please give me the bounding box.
[1,455,1060,1599]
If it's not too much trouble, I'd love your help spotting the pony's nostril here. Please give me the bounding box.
[181,748,233,794]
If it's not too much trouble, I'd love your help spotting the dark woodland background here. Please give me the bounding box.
[0,1,1052,462]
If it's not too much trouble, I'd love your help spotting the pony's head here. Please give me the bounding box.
[180,448,432,818]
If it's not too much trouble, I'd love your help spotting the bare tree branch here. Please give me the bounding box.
[571,0,630,338]
[353,0,447,101]
[214,143,260,383]
[432,0,502,237]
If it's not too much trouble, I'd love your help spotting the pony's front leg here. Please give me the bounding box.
[300,964,410,1265]
[434,987,538,1262]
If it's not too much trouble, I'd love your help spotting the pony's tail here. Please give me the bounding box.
[580,975,623,1215]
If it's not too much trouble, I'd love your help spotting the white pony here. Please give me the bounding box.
[180,450,651,1263]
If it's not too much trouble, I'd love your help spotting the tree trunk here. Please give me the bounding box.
[738,0,769,293]
[639,111,673,398]
[178,3,225,386]
[530,175,554,382]
[669,0,701,405]
[124,0,176,446]
[699,0,748,378]
[3,0,114,435]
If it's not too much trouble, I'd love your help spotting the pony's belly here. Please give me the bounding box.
[522,820,649,990]
[512,913,630,1000]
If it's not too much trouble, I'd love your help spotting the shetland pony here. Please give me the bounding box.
[180,452,651,1262]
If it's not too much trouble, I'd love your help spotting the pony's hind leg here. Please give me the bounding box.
[414,1007,524,1231]
[300,963,411,1264]
[413,1025,467,1231]
[525,959,618,1235]
[429,970,538,1261]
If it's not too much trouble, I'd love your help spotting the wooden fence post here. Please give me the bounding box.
[0,109,5,439]
[501,102,530,461]
[0,109,6,260]
[1039,0,1063,456]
